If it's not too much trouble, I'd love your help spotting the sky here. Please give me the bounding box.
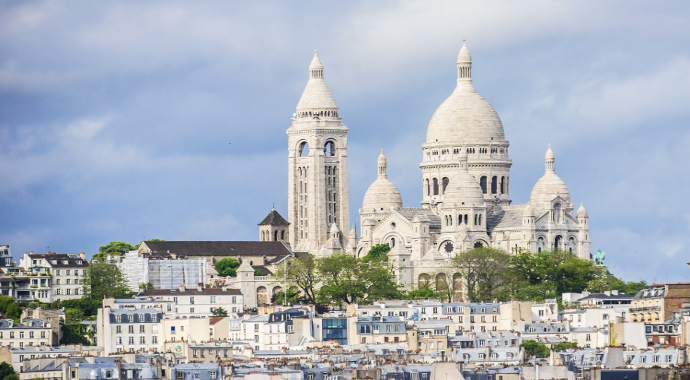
[1,1,690,284]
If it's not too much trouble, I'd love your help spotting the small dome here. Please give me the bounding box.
[329,223,340,234]
[362,179,403,211]
[362,150,403,212]
[296,51,338,112]
[309,50,324,70]
[530,144,571,209]
[545,143,555,160]
[443,171,485,207]
[577,202,588,218]
[457,41,471,63]
[530,173,571,209]
[377,149,387,167]
[426,45,504,145]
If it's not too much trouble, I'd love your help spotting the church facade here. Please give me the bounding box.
[283,43,591,287]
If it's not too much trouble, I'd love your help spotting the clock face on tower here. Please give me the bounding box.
[444,241,454,254]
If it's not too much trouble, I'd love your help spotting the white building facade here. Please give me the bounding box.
[285,43,592,290]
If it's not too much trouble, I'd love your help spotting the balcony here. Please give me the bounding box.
[631,306,660,312]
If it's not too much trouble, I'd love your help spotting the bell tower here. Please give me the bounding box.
[286,51,350,254]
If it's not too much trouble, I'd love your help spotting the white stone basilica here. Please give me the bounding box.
[283,43,591,288]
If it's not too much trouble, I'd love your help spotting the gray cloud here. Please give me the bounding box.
[1,0,689,283]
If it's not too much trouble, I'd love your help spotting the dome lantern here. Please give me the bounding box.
[457,39,472,81]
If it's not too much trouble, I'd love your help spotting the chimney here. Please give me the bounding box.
[612,290,619,296]
[79,252,86,260]
[197,283,203,292]
[179,285,186,292]
[604,290,611,296]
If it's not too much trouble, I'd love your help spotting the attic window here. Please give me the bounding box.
[391,222,396,229]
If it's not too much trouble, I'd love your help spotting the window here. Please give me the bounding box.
[190,308,194,313]
[190,297,194,304]
[128,337,134,345]
[66,270,70,275]
[41,331,45,338]
[117,337,122,345]
[152,336,157,344]
[140,336,146,344]
[480,176,487,194]
[56,270,60,276]
[128,314,134,322]
[129,325,134,333]
[210,296,216,304]
[140,325,145,333]
[116,326,122,334]
[586,334,591,341]
[433,178,439,195]
[210,371,217,379]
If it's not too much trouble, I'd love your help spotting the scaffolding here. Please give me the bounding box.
[118,251,207,291]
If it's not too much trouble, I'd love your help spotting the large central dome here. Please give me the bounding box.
[425,43,505,145]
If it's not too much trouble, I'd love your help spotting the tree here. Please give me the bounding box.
[404,285,438,300]
[272,286,301,305]
[452,247,512,302]
[61,323,92,345]
[316,251,402,305]
[552,341,578,351]
[65,308,84,323]
[92,241,138,263]
[254,269,266,276]
[83,262,133,300]
[272,254,318,304]
[364,244,390,262]
[521,340,550,357]
[211,307,228,317]
[510,249,598,300]
[215,258,240,277]
[0,362,16,380]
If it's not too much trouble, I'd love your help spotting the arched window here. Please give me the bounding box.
[537,237,545,252]
[299,142,309,157]
[419,274,430,287]
[433,178,439,195]
[491,176,498,194]
[458,214,463,225]
[274,231,278,241]
[442,177,449,194]
[474,241,483,248]
[464,214,468,224]
[281,230,285,240]
[554,235,562,250]
[391,238,395,248]
[500,177,505,194]
[324,141,335,156]
[480,176,487,194]
[426,179,430,196]
[474,214,478,225]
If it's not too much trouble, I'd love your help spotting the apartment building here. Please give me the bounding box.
[97,307,163,354]
[139,286,243,317]
[241,315,269,351]
[416,320,454,353]
[0,319,52,348]
[19,252,89,301]
[630,284,690,323]
[354,316,406,345]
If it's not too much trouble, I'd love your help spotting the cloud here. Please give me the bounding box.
[0,1,689,284]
